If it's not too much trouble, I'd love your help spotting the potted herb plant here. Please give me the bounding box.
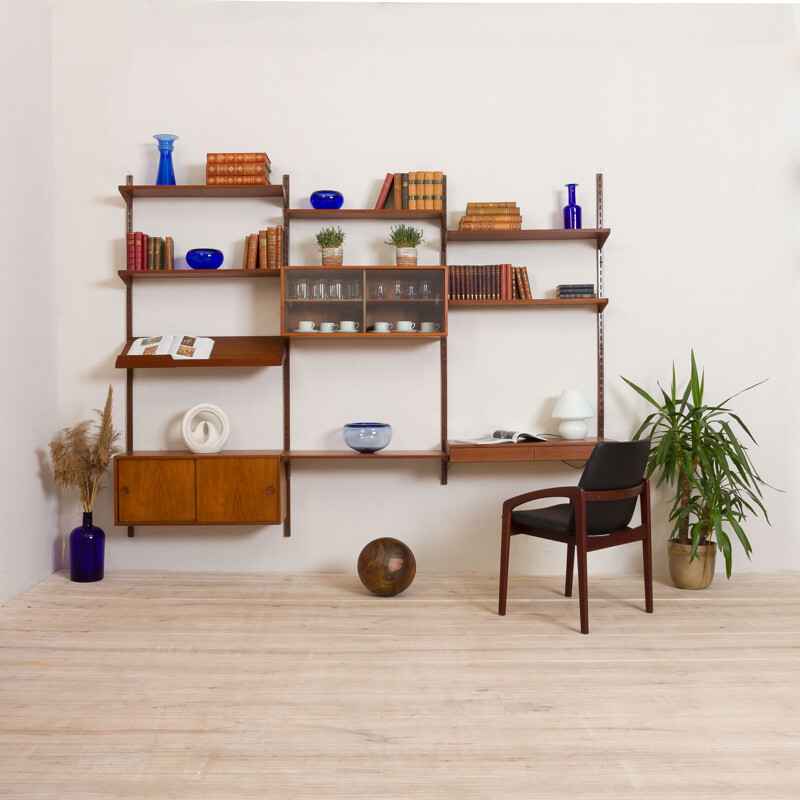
[316,226,345,266]
[49,386,122,582]
[386,223,424,266]
[622,352,770,589]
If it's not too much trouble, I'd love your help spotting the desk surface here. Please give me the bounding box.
[446,438,612,463]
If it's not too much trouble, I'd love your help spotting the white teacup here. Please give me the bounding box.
[374,321,393,333]
[297,320,316,332]
[339,320,360,332]
[420,321,440,332]
[320,322,338,333]
[396,320,416,332]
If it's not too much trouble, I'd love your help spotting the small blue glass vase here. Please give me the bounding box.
[186,248,224,269]
[310,190,344,210]
[343,422,392,453]
[563,183,582,229]
[69,512,105,582]
[153,134,178,186]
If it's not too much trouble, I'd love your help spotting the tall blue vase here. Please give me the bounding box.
[69,512,105,582]
[153,134,178,186]
[563,183,582,229]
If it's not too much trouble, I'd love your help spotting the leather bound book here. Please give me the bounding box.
[276,226,284,268]
[164,236,174,270]
[242,235,250,269]
[432,171,443,210]
[463,206,520,216]
[460,214,523,223]
[146,235,154,270]
[423,171,434,210]
[207,152,270,166]
[247,233,259,270]
[153,237,162,271]
[402,173,409,210]
[207,175,268,185]
[126,233,135,271]
[521,267,532,299]
[134,231,143,271]
[408,171,417,210]
[259,230,268,269]
[459,221,522,231]
[393,173,402,210]
[466,202,517,209]
[375,173,394,210]
[206,163,270,177]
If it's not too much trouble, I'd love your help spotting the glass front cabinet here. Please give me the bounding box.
[281,266,447,337]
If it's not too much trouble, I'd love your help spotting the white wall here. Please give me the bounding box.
[45,1,798,577]
[0,0,60,603]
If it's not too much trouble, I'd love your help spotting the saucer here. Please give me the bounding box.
[292,329,319,333]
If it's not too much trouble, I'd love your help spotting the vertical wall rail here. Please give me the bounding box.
[440,337,448,485]
[282,175,290,267]
[282,175,292,536]
[125,175,135,537]
[595,173,605,440]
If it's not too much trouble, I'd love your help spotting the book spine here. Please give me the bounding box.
[401,173,409,210]
[408,171,417,211]
[164,236,174,270]
[146,235,154,270]
[432,171,443,210]
[459,221,522,231]
[423,171,434,211]
[277,225,283,268]
[207,152,270,166]
[463,207,520,216]
[557,284,595,291]
[467,202,518,209]
[206,163,270,177]
[375,172,394,210]
[460,215,522,223]
[206,175,268,185]
[247,233,258,270]
[512,267,520,299]
[521,267,532,299]
[242,235,250,269]
[126,233,135,271]
[153,237,163,271]
[134,231,143,271]
[259,230,268,269]
[393,173,402,210]
[557,292,597,299]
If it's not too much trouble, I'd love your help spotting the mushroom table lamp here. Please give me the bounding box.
[552,389,594,440]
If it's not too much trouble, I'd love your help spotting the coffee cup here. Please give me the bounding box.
[374,321,393,333]
[420,321,440,332]
[339,320,360,332]
[320,322,338,333]
[297,320,316,332]
[396,320,416,332]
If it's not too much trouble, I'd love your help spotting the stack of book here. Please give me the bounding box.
[125,232,174,270]
[243,226,284,270]
[556,283,596,299]
[374,171,444,210]
[206,152,271,185]
[458,202,522,232]
[448,265,531,301]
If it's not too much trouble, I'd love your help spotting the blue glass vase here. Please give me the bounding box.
[153,134,178,186]
[563,183,582,229]
[69,512,105,582]
[310,190,344,210]
[343,422,392,453]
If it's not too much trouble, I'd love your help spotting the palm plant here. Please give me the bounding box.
[622,352,770,578]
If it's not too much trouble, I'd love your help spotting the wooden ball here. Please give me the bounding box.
[357,537,416,597]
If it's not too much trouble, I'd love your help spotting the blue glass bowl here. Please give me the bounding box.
[310,190,344,210]
[343,422,392,453]
[186,248,224,270]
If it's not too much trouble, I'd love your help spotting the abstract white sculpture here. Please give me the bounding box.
[181,403,230,454]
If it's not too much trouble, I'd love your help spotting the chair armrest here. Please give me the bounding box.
[502,486,585,516]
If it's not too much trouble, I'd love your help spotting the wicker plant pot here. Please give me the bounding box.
[668,541,717,590]
[321,247,343,266]
[395,247,418,266]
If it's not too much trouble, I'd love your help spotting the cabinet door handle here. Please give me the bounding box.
[265,486,275,495]
[120,486,130,496]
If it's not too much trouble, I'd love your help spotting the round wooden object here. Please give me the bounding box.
[357,537,416,597]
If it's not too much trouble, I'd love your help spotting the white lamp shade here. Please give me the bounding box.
[552,390,594,420]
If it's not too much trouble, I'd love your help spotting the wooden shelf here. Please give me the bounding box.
[447,438,611,464]
[287,209,444,221]
[119,184,285,203]
[447,228,610,247]
[118,450,284,459]
[284,332,443,339]
[450,298,608,311]
[115,336,286,368]
[283,450,446,460]
[118,269,281,286]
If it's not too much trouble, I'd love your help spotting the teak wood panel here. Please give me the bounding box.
[115,459,196,524]
[447,438,609,463]
[196,457,284,524]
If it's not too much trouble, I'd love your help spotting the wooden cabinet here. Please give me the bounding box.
[115,453,286,526]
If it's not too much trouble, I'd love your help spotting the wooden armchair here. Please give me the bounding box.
[498,440,653,634]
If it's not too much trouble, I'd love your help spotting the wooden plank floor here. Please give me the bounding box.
[1,571,799,798]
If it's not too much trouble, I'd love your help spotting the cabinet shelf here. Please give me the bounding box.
[450,298,608,311]
[119,184,285,204]
[447,228,610,247]
[284,332,443,339]
[283,450,446,460]
[118,269,281,286]
[287,209,444,221]
[115,336,286,368]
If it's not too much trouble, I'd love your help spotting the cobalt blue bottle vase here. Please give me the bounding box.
[563,183,582,229]
[153,134,178,186]
[69,512,105,582]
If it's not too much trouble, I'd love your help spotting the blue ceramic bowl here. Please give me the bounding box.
[343,422,392,453]
[310,190,344,210]
[186,248,224,270]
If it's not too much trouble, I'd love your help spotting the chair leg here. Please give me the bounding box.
[565,544,575,597]
[577,536,589,634]
[499,515,511,616]
[642,533,654,614]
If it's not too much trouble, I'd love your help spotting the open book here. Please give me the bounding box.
[453,430,549,445]
[127,335,215,360]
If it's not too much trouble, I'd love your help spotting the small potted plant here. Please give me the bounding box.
[49,386,122,582]
[316,226,346,266]
[386,224,425,266]
[623,352,771,589]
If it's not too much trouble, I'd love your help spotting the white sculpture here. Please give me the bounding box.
[181,403,230,454]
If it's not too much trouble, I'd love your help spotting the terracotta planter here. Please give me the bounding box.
[668,541,717,590]
[321,247,343,266]
[395,247,417,266]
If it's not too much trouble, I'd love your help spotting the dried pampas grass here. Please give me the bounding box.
[49,386,122,512]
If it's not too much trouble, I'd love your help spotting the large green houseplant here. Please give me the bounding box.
[622,352,770,588]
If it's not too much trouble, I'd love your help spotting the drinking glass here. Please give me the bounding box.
[312,279,326,300]
[293,278,309,300]
[374,280,386,300]
[420,278,432,299]
[328,279,342,300]
[406,281,417,300]
[392,280,404,300]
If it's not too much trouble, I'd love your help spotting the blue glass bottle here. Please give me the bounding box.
[69,512,105,582]
[563,183,582,229]
[153,134,178,185]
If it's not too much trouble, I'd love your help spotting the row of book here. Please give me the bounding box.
[243,227,284,270]
[448,264,532,301]
[126,232,174,270]
[556,283,596,299]
[374,171,444,210]
[458,202,522,232]
[206,152,272,186]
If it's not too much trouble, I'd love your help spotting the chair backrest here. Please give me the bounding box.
[577,440,650,534]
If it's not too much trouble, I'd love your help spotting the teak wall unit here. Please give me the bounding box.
[113,173,609,535]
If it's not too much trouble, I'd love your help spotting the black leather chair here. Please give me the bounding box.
[499,440,653,634]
